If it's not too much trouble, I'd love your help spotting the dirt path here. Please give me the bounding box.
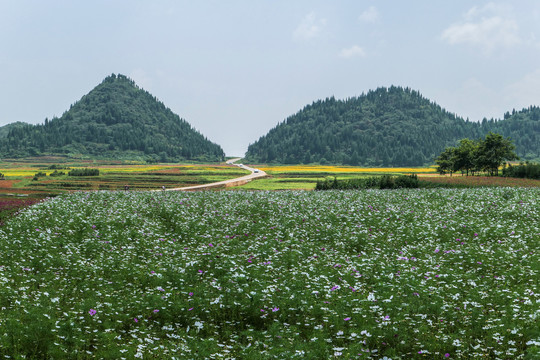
[160,158,266,191]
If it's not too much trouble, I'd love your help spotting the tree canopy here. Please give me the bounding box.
[436,132,518,176]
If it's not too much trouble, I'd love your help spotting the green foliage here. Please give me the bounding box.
[315,174,418,190]
[436,133,518,176]
[0,122,29,139]
[502,162,540,179]
[245,87,540,166]
[48,170,65,177]
[0,74,224,162]
[47,164,69,170]
[68,168,100,176]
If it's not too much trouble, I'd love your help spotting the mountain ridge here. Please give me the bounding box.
[245,86,540,166]
[0,74,225,162]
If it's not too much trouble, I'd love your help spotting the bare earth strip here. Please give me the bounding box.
[160,158,266,191]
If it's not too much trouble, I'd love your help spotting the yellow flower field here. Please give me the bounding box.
[258,164,438,174]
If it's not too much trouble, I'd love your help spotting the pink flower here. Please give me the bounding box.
[344,317,351,321]
[88,309,96,316]
[272,307,279,312]
[134,317,138,322]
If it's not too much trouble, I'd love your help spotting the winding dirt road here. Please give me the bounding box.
[163,158,266,191]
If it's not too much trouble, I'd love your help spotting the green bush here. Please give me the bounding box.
[49,170,65,177]
[68,168,100,177]
[502,162,540,179]
[315,174,419,190]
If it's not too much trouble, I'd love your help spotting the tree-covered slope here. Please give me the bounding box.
[0,74,224,162]
[486,106,540,161]
[0,122,29,139]
[246,87,482,166]
[245,86,539,166]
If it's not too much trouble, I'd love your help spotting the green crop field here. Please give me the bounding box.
[0,188,538,359]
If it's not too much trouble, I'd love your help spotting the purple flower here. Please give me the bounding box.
[272,307,279,312]
[188,292,193,296]
[445,354,450,358]
[88,309,96,316]
[134,317,138,322]
[153,309,159,313]
[344,317,351,321]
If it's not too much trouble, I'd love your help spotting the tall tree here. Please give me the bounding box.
[454,138,479,176]
[476,132,518,175]
[435,147,457,176]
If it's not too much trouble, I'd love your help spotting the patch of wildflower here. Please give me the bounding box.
[0,188,538,358]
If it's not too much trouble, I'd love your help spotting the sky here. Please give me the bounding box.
[1,1,540,156]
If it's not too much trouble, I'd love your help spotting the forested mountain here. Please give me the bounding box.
[0,74,224,162]
[245,86,540,166]
[486,106,540,161]
[0,122,29,139]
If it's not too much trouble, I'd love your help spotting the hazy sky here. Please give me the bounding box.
[1,1,540,156]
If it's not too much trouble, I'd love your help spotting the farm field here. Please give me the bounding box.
[0,160,250,195]
[233,164,540,190]
[233,165,438,190]
[0,189,538,359]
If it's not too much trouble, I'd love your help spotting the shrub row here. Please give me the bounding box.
[501,162,540,179]
[315,174,419,190]
[68,168,100,177]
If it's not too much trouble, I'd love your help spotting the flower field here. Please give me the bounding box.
[0,189,539,359]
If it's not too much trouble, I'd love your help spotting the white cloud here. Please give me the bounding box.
[293,12,326,41]
[359,6,379,23]
[339,45,366,59]
[441,2,521,54]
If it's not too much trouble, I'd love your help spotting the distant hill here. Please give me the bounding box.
[0,122,29,139]
[484,107,540,161]
[0,74,224,162]
[245,86,540,166]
